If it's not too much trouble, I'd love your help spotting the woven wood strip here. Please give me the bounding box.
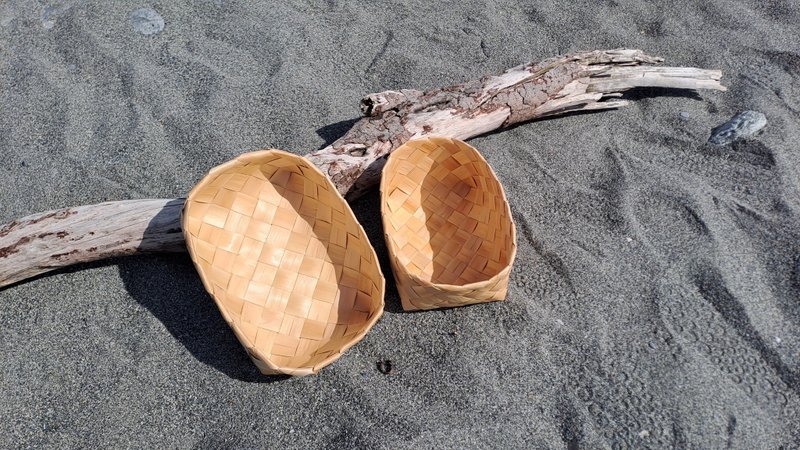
[183,150,385,376]
[380,137,517,311]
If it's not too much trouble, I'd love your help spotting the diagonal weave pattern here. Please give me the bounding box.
[380,137,517,311]
[183,150,384,376]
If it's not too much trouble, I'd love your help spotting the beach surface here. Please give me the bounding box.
[1,0,799,448]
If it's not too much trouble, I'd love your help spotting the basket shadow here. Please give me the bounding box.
[119,204,288,383]
[118,255,287,382]
[347,190,405,314]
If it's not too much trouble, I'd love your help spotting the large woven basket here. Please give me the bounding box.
[380,137,517,311]
[182,150,385,376]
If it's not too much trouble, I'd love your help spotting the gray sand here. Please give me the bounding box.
[2,0,799,448]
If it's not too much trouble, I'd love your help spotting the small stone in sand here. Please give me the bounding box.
[708,110,767,145]
[130,8,164,35]
[679,111,691,120]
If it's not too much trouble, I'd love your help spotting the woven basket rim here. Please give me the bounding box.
[379,136,517,291]
[183,149,385,375]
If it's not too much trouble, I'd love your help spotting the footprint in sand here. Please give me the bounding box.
[553,341,674,448]
[656,263,799,423]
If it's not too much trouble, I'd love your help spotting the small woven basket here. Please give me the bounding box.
[380,137,517,311]
[183,150,385,376]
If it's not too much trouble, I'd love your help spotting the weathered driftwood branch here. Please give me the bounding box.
[0,49,725,288]
[0,200,186,287]
[309,49,724,199]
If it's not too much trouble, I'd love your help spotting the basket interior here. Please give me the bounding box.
[183,151,383,373]
[383,138,515,286]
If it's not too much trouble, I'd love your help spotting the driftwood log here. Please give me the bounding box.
[0,49,726,288]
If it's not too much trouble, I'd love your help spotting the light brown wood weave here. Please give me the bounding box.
[182,150,385,376]
[380,137,517,311]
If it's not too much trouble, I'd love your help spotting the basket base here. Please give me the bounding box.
[248,353,316,377]
[396,268,511,311]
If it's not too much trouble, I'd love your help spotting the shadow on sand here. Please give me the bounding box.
[117,200,288,383]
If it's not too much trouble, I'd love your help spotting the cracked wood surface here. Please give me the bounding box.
[0,49,725,288]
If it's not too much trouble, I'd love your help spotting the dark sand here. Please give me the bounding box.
[1,0,799,448]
